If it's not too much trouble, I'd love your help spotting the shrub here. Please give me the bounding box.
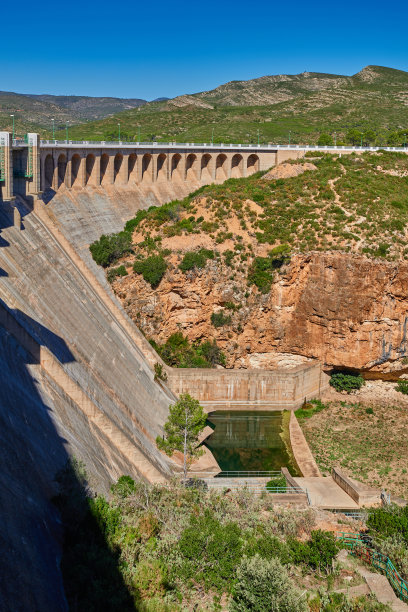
[151,333,225,368]
[107,264,128,283]
[90,232,132,267]
[154,362,168,382]
[230,555,308,612]
[123,209,148,233]
[247,256,274,293]
[211,311,232,328]
[367,505,408,545]
[396,380,408,395]
[178,510,242,591]
[329,371,365,393]
[179,249,214,272]
[133,255,167,288]
[265,476,286,492]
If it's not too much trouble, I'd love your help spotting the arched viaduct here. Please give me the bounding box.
[1,131,408,202]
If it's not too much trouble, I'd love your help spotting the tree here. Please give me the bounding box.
[362,130,376,146]
[156,393,207,479]
[346,128,362,146]
[317,133,333,146]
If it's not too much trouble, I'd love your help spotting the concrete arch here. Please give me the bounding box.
[216,154,227,180]
[247,154,260,175]
[114,153,124,184]
[201,154,212,181]
[128,153,137,183]
[171,154,182,182]
[186,153,198,180]
[70,154,81,187]
[44,154,54,189]
[142,154,152,182]
[100,153,109,186]
[231,154,244,178]
[156,153,167,181]
[57,154,67,188]
[85,154,96,186]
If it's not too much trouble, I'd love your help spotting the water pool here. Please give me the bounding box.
[205,410,298,474]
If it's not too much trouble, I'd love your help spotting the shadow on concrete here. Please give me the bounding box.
[0,297,135,611]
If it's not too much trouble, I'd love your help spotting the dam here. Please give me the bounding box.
[0,131,330,609]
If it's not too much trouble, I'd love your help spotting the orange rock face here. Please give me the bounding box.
[114,252,408,373]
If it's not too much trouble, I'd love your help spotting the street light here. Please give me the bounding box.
[137,126,141,142]
[52,118,55,140]
[289,130,291,145]
[211,127,214,145]
[66,121,69,142]
[118,122,121,142]
[10,115,14,141]
[257,129,260,145]
[334,131,337,147]
[360,133,363,147]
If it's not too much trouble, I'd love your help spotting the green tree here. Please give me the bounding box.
[156,393,207,478]
[362,130,376,146]
[317,133,333,146]
[346,128,363,146]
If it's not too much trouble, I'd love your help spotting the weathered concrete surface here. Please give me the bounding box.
[168,362,328,410]
[332,467,382,507]
[294,476,358,510]
[289,412,322,476]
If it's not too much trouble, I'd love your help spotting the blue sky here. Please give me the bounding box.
[2,0,407,99]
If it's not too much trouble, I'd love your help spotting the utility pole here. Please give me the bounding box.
[66,121,69,142]
[289,130,291,145]
[118,122,121,142]
[257,129,260,145]
[211,127,214,145]
[52,118,55,140]
[334,132,337,147]
[138,125,141,142]
[10,115,14,141]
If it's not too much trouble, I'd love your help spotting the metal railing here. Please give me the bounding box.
[186,470,282,478]
[338,532,408,602]
[10,139,408,153]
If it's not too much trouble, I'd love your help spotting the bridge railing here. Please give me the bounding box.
[23,140,408,152]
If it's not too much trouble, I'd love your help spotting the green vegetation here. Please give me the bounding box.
[150,333,226,368]
[295,399,328,421]
[90,232,132,267]
[133,254,167,288]
[265,475,287,491]
[211,311,232,328]
[154,362,168,383]
[179,249,214,272]
[58,463,374,611]
[329,372,365,393]
[396,380,408,395]
[156,393,207,478]
[107,264,128,283]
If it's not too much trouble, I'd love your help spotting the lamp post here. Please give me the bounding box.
[211,127,214,145]
[118,122,121,142]
[138,126,141,142]
[10,115,14,141]
[52,118,55,140]
[360,133,363,147]
[257,129,260,145]
[66,121,69,142]
[289,130,291,145]
[334,131,337,147]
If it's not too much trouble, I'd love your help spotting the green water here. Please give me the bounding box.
[205,410,295,473]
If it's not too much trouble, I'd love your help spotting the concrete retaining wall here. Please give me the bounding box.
[167,362,329,410]
[332,467,381,507]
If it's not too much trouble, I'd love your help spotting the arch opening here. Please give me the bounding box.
[114,153,124,184]
[231,154,243,178]
[100,153,109,186]
[85,154,96,187]
[247,154,260,176]
[171,154,182,182]
[186,153,198,180]
[215,154,227,180]
[156,153,167,181]
[201,154,212,181]
[44,154,54,190]
[57,154,67,188]
[142,154,152,182]
[70,154,81,187]
[128,154,137,183]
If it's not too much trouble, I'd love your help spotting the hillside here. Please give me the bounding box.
[53,65,408,144]
[0,90,150,135]
[90,150,408,372]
